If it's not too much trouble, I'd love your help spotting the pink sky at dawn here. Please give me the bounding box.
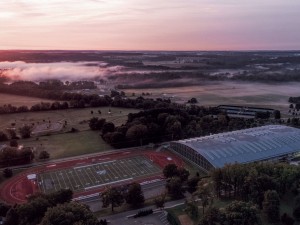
[0,0,299,50]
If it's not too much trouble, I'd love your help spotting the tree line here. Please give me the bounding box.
[0,189,101,225]
[89,106,261,148]
[207,162,300,224]
[0,80,176,114]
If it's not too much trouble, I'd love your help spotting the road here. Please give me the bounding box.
[80,180,167,212]
[98,198,186,225]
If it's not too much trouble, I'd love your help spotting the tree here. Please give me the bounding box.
[125,124,148,146]
[39,150,50,160]
[188,98,198,104]
[166,177,184,199]
[177,168,190,182]
[7,129,17,139]
[48,189,73,205]
[0,202,10,217]
[197,180,214,215]
[99,219,108,225]
[263,190,280,223]
[225,201,258,225]
[19,125,31,138]
[154,193,166,209]
[185,201,199,220]
[0,131,8,142]
[293,195,300,220]
[281,213,295,225]
[40,202,100,225]
[4,206,19,225]
[163,164,178,178]
[102,122,115,135]
[101,187,124,212]
[104,132,126,148]
[187,176,200,194]
[89,117,106,130]
[9,139,18,147]
[274,110,281,119]
[3,168,13,178]
[199,206,222,225]
[125,183,145,207]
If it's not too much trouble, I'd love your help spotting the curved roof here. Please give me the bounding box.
[173,125,300,168]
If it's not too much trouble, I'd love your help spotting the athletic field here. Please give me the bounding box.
[37,155,161,194]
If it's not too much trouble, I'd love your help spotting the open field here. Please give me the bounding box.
[38,155,161,194]
[0,107,138,159]
[126,81,300,112]
[0,106,138,131]
[0,93,53,107]
[22,130,112,159]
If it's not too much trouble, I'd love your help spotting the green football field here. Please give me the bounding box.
[37,155,161,194]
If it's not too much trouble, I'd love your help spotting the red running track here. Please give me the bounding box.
[0,149,183,204]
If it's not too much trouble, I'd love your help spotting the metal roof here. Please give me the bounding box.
[173,125,300,168]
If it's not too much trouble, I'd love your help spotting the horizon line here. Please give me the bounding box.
[0,49,300,52]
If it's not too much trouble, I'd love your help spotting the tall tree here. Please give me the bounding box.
[40,202,100,225]
[263,190,280,223]
[166,177,184,199]
[0,131,8,142]
[101,187,124,212]
[125,183,145,207]
[163,164,178,178]
[225,201,258,225]
[177,168,190,182]
[154,193,166,209]
[19,125,31,139]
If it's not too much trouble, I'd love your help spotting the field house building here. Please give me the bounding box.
[170,125,300,171]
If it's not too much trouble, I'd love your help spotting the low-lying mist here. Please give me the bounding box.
[0,61,180,82]
[0,61,125,82]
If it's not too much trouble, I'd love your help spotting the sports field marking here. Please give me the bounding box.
[37,155,161,194]
[84,178,134,190]
[74,160,116,169]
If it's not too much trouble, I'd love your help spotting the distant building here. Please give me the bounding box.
[170,125,300,171]
[218,105,275,118]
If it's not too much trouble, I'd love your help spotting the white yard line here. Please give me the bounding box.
[73,160,116,169]
[63,170,76,190]
[51,172,60,191]
[73,169,84,188]
[84,178,133,190]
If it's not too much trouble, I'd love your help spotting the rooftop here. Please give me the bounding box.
[174,125,300,168]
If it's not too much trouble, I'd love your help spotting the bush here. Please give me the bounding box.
[39,151,50,160]
[99,219,108,225]
[167,211,180,225]
[133,209,153,218]
[3,168,13,178]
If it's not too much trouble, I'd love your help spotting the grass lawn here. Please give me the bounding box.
[21,130,112,159]
[0,93,53,107]
[0,106,138,131]
[0,106,138,160]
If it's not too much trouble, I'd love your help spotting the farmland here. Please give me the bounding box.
[0,93,53,107]
[126,81,300,112]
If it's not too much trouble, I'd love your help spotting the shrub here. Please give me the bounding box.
[133,209,153,218]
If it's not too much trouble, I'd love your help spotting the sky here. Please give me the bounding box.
[0,0,300,51]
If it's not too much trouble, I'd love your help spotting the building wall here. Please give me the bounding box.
[170,142,214,171]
